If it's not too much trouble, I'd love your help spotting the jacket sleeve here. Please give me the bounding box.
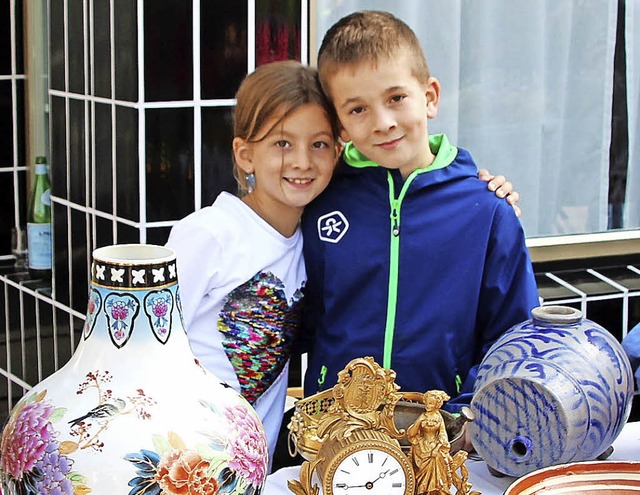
[449,201,540,410]
[296,211,324,357]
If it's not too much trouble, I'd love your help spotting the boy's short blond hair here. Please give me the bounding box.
[317,10,431,96]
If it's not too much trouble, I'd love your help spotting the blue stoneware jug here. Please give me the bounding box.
[468,305,633,478]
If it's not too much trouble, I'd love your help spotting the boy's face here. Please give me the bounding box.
[325,48,440,178]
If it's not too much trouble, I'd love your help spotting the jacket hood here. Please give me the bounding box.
[338,133,479,189]
[343,133,456,170]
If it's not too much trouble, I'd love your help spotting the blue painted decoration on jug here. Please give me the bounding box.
[468,305,633,478]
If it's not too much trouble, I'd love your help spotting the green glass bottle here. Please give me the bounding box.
[27,156,52,279]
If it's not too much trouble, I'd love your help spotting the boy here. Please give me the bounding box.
[300,10,540,411]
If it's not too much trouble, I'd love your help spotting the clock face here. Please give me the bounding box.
[326,446,411,495]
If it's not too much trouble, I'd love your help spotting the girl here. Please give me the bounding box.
[166,61,341,465]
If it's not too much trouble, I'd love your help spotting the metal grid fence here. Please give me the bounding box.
[2,259,640,422]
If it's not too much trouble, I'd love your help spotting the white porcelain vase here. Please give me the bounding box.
[0,244,268,495]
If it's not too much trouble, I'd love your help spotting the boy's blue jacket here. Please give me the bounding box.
[300,134,540,411]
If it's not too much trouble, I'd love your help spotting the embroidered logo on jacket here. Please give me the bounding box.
[317,211,349,243]
[218,271,302,404]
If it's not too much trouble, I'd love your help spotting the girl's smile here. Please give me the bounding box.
[234,102,339,237]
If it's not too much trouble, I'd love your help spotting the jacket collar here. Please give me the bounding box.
[342,133,458,173]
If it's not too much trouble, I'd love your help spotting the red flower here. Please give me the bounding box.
[156,450,219,495]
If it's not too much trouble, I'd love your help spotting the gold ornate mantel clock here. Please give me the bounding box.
[287,357,479,495]
[288,357,414,495]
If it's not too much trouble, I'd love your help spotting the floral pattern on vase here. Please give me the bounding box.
[125,403,267,495]
[0,244,269,495]
[84,288,103,340]
[104,292,140,348]
[0,390,83,495]
[66,370,156,451]
[144,289,173,344]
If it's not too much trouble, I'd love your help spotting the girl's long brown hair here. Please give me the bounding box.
[232,61,339,194]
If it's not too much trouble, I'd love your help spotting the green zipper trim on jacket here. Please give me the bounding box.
[383,170,415,369]
[384,176,400,368]
[344,134,458,370]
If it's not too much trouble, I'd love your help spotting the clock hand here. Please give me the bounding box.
[344,469,392,491]
[369,469,390,484]
[334,482,367,489]
[337,468,395,491]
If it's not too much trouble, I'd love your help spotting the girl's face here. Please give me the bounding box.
[234,103,339,231]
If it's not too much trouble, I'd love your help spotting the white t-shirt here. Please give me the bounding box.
[166,192,305,465]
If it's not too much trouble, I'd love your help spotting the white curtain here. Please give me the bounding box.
[315,0,622,238]
[627,0,640,228]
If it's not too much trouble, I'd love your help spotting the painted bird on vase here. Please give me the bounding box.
[68,398,127,426]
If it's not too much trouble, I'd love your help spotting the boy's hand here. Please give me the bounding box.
[478,168,521,218]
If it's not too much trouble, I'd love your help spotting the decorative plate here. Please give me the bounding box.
[504,460,640,495]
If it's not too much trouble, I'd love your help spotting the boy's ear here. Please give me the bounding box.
[232,137,253,174]
[339,125,351,144]
[425,76,441,119]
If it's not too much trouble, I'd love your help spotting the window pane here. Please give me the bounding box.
[68,98,86,205]
[52,202,69,306]
[146,226,171,246]
[114,0,137,102]
[201,0,247,100]
[0,80,13,166]
[15,79,24,167]
[116,222,140,245]
[0,0,10,75]
[93,0,111,99]
[145,108,194,221]
[69,208,88,314]
[94,216,114,250]
[256,0,301,66]
[115,106,139,221]
[49,0,65,91]
[14,0,24,74]
[0,171,15,253]
[50,96,67,198]
[94,102,112,213]
[67,0,86,95]
[0,80,23,167]
[201,106,236,207]
[144,0,193,102]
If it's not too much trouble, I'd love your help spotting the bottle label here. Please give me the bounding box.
[27,223,52,269]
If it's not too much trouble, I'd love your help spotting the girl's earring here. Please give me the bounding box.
[246,173,256,193]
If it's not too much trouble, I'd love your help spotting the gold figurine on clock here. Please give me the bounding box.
[287,357,478,495]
